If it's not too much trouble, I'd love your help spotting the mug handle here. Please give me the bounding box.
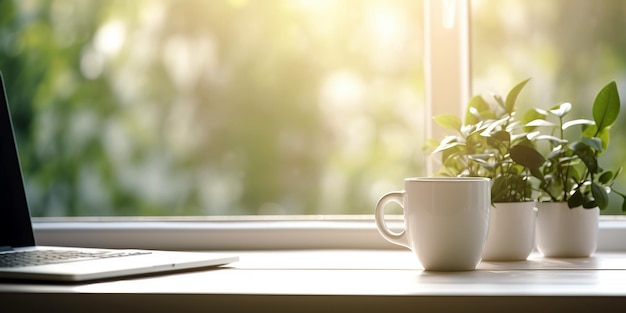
[375,191,410,249]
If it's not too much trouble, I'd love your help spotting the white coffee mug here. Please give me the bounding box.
[375,177,490,271]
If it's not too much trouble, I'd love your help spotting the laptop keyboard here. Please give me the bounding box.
[0,249,151,268]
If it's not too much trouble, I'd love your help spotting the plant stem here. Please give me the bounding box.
[558,115,569,200]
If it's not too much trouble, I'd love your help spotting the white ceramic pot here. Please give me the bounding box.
[535,202,599,258]
[482,201,536,261]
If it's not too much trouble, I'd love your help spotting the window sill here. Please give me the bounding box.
[33,215,626,251]
[33,215,400,250]
[32,215,626,251]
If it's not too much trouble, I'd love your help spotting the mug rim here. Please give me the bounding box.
[405,177,490,182]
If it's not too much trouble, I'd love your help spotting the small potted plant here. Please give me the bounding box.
[429,78,540,261]
[511,81,626,258]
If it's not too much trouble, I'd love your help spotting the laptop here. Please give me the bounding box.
[0,70,238,282]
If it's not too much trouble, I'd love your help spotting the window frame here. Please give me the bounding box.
[32,216,626,251]
[29,0,626,252]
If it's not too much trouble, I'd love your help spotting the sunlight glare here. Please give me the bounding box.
[320,70,365,113]
[228,0,249,8]
[94,20,126,56]
[367,6,406,48]
[294,0,333,10]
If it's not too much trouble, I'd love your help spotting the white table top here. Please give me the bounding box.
[2,250,626,312]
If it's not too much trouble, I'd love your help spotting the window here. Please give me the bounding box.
[3,0,625,219]
[1,0,425,216]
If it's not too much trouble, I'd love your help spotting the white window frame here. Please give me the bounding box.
[31,0,626,252]
[31,216,626,251]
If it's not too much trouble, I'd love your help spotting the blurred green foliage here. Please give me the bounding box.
[2,0,625,216]
[0,0,424,216]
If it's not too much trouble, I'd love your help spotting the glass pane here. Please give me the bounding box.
[472,0,626,214]
[0,0,425,216]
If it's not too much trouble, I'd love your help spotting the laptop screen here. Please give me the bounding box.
[0,70,36,248]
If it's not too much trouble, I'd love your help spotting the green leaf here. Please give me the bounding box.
[513,136,534,147]
[493,93,506,109]
[510,144,545,169]
[465,95,491,125]
[554,155,576,168]
[510,133,529,144]
[580,137,603,152]
[432,141,463,156]
[440,156,465,176]
[522,109,547,132]
[491,176,508,201]
[439,135,458,146]
[593,81,621,133]
[582,124,597,138]
[546,147,562,160]
[490,130,510,142]
[505,78,531,114]
[583,126,611,152]
[598,171,614,184]
[480,116,509,137]
[591,182,609,210]
[468,153,493,161]
[536,135,567,145]
[568,189,585,208]
[548,102,572,118]
[562,119,594,130]
[569,165,582,182]
[434,114,462,132]
[583,199,597,209]
[526,119,557,127]
[530,166,545,182]
[611,190,626,212]
[472,160,496,171]
[571,141,598,174]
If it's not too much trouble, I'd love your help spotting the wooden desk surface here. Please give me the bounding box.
[2,250,626,312]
